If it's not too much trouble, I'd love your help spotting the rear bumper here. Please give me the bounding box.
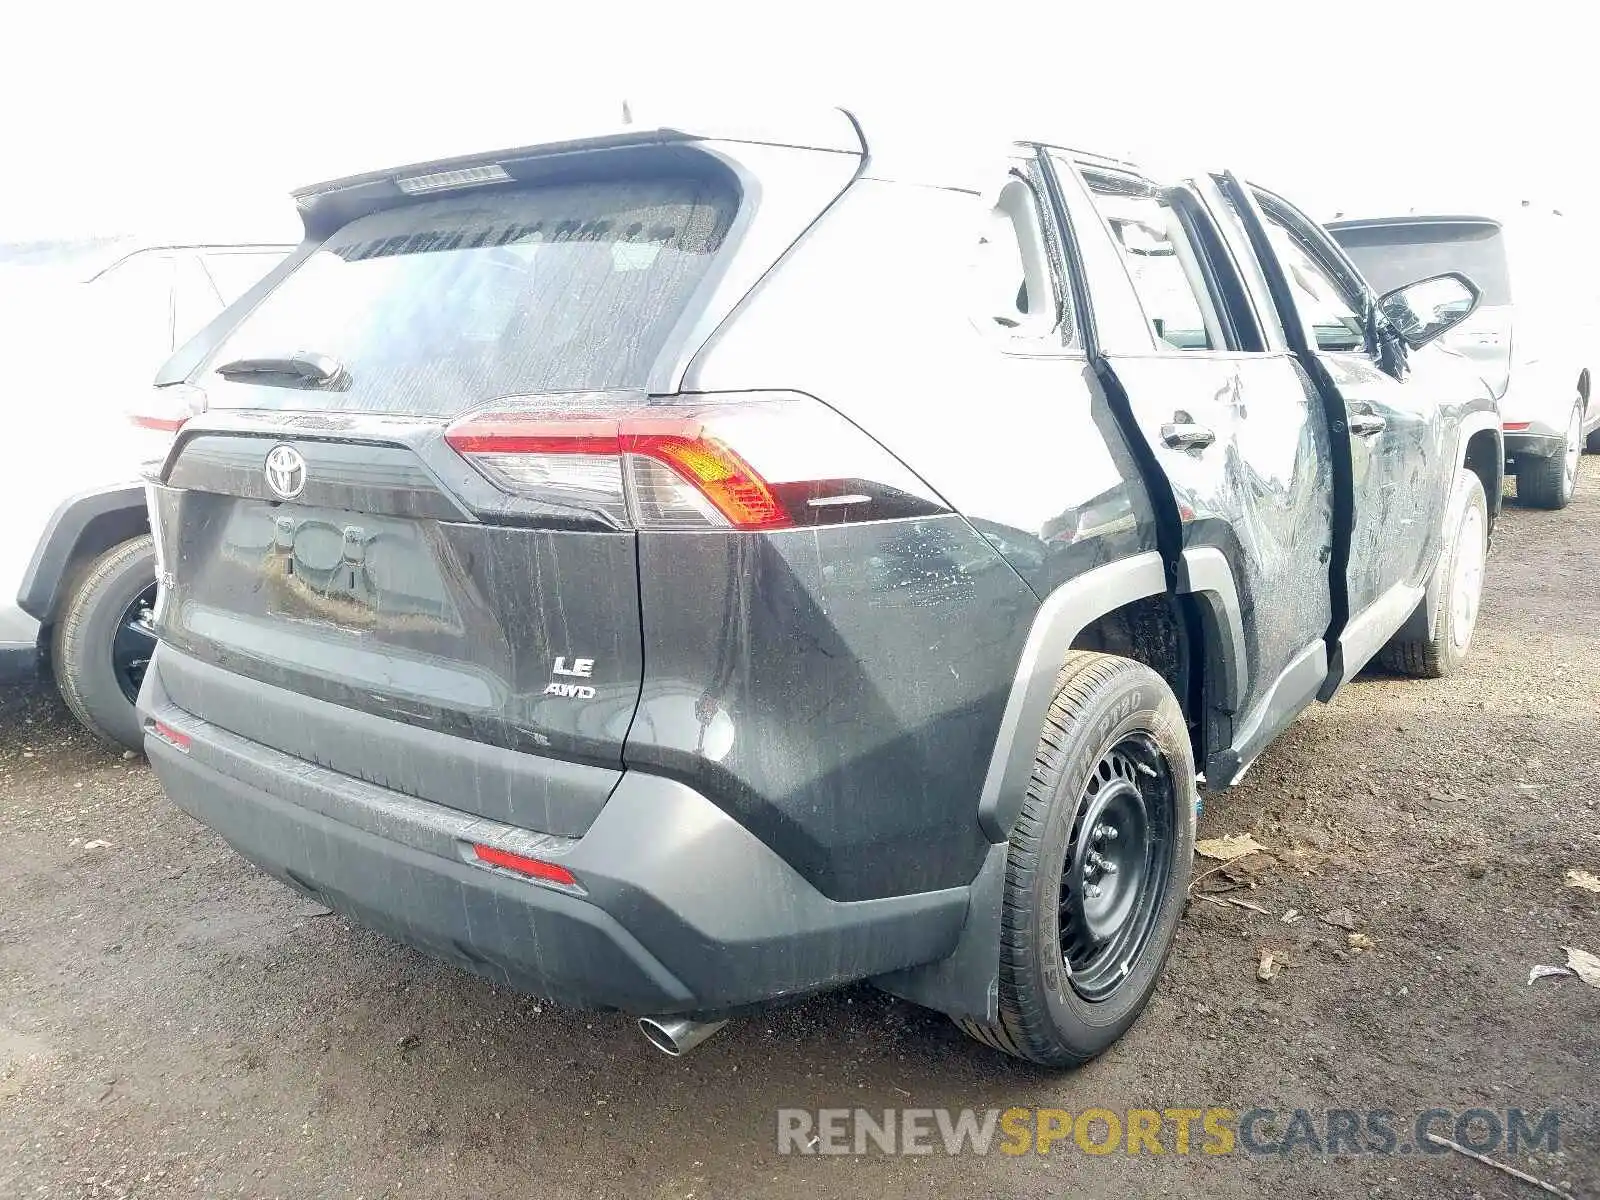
[1504,430,1567,459]
[0,640,39,683]
[139,645,967,1015]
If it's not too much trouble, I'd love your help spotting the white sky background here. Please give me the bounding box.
[2,0,1597,242]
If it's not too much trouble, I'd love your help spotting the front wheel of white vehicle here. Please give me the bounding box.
[1378,471,1488,679]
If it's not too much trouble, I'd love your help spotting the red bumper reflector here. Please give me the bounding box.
[150,720,191,752]
[472,843,578,886]
[1502,421,1531,431]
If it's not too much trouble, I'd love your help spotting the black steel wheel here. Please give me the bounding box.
[957,651,1195,1068]
[1057,733,1176,1002]
[111,580,159,704]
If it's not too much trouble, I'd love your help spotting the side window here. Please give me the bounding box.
[1086,185,1219,351]
[173,253,226,346]
[1256,210,1367,353]
[84,249,176,361]
[202,250,288,305]
[971,171,1072,347]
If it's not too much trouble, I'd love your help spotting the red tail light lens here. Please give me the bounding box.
[622,421,789,530]
[130,384,207,435]
[131,385,207,480]
[1502,421,1531,432]
[131,413,188,432]
[444,392,945,531]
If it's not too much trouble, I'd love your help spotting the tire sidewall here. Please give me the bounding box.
[54,538,156,750]
[1562,404,1581,503]
[1024,666,1196,1051]
[1433,473,1488,671]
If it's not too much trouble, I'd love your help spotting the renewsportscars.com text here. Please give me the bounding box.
[776,1106,1561,1157]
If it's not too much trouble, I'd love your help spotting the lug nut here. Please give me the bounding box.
[1084,883,1103,900]
[1095,823,1119,843]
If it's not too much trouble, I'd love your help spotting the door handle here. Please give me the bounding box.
[1348,411,1387,438]
[1161,421,1216,451]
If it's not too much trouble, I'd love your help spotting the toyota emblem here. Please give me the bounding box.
[264,445,307,500]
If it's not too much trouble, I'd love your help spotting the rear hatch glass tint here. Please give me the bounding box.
[1331,221,1511,305]
[204,175,737,415]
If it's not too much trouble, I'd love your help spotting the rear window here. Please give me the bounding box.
[205,176,737,415]
[1331,222,1512,306]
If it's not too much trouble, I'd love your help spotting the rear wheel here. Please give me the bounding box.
[1379,470,1487,679]
[957,652,1195,1067]
[51,536,157,752]
[1516,405,1582,509]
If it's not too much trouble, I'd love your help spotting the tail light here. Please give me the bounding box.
[130,384,206,474]
[1502,421,1531,432]
[443,391,947,530]
[131,383,206,433]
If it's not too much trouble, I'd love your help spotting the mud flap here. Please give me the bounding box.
[870,843,1007,1022]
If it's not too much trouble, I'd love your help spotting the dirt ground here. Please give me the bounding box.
[2,472,1597,1200]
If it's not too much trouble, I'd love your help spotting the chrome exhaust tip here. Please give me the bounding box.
[638,1015,728,1057]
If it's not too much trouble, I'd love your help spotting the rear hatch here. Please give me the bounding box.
[146,132,861,834]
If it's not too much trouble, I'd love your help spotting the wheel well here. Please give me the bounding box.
[1070,594,1200,755]
[43,507,150,627]
[1463,428,1503,531]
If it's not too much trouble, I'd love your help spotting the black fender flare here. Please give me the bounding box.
[16,485,149,625]
[976,548,1246,843]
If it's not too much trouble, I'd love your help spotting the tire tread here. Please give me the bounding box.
[959,651,1183,1067]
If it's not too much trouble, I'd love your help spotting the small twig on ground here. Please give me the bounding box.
[1193,894,1272,916]
[1190,859,1249,890]
[1423,1132,1575,1199]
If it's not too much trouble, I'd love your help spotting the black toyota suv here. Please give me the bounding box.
[138,110,1501,1067]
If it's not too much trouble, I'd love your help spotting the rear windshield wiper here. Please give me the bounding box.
[214,351,346,386]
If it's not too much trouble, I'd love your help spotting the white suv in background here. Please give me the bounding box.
[1329,209,1599,509]
[0,239,290,747]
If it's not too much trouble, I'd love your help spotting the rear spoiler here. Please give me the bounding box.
[1325,214,1502,235]
[292,109,867,237]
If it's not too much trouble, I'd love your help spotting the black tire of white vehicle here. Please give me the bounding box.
[51,536,157,752]
[1377,470,1488,680]
[1516,404,1581,509]
[957,652,1196,1068]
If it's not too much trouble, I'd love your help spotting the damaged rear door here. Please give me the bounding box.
[1217,175,1456,688]
[1038,152,1336,781]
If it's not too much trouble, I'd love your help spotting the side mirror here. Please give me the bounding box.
[1378,272,1481,349]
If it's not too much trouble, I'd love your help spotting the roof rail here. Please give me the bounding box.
[1034,141,1143,172]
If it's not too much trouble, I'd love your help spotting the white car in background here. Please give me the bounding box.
[0,238,290,747]
[1329,209,1599,509]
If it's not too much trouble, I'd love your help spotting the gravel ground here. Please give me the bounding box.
[1,472,1597,1200]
